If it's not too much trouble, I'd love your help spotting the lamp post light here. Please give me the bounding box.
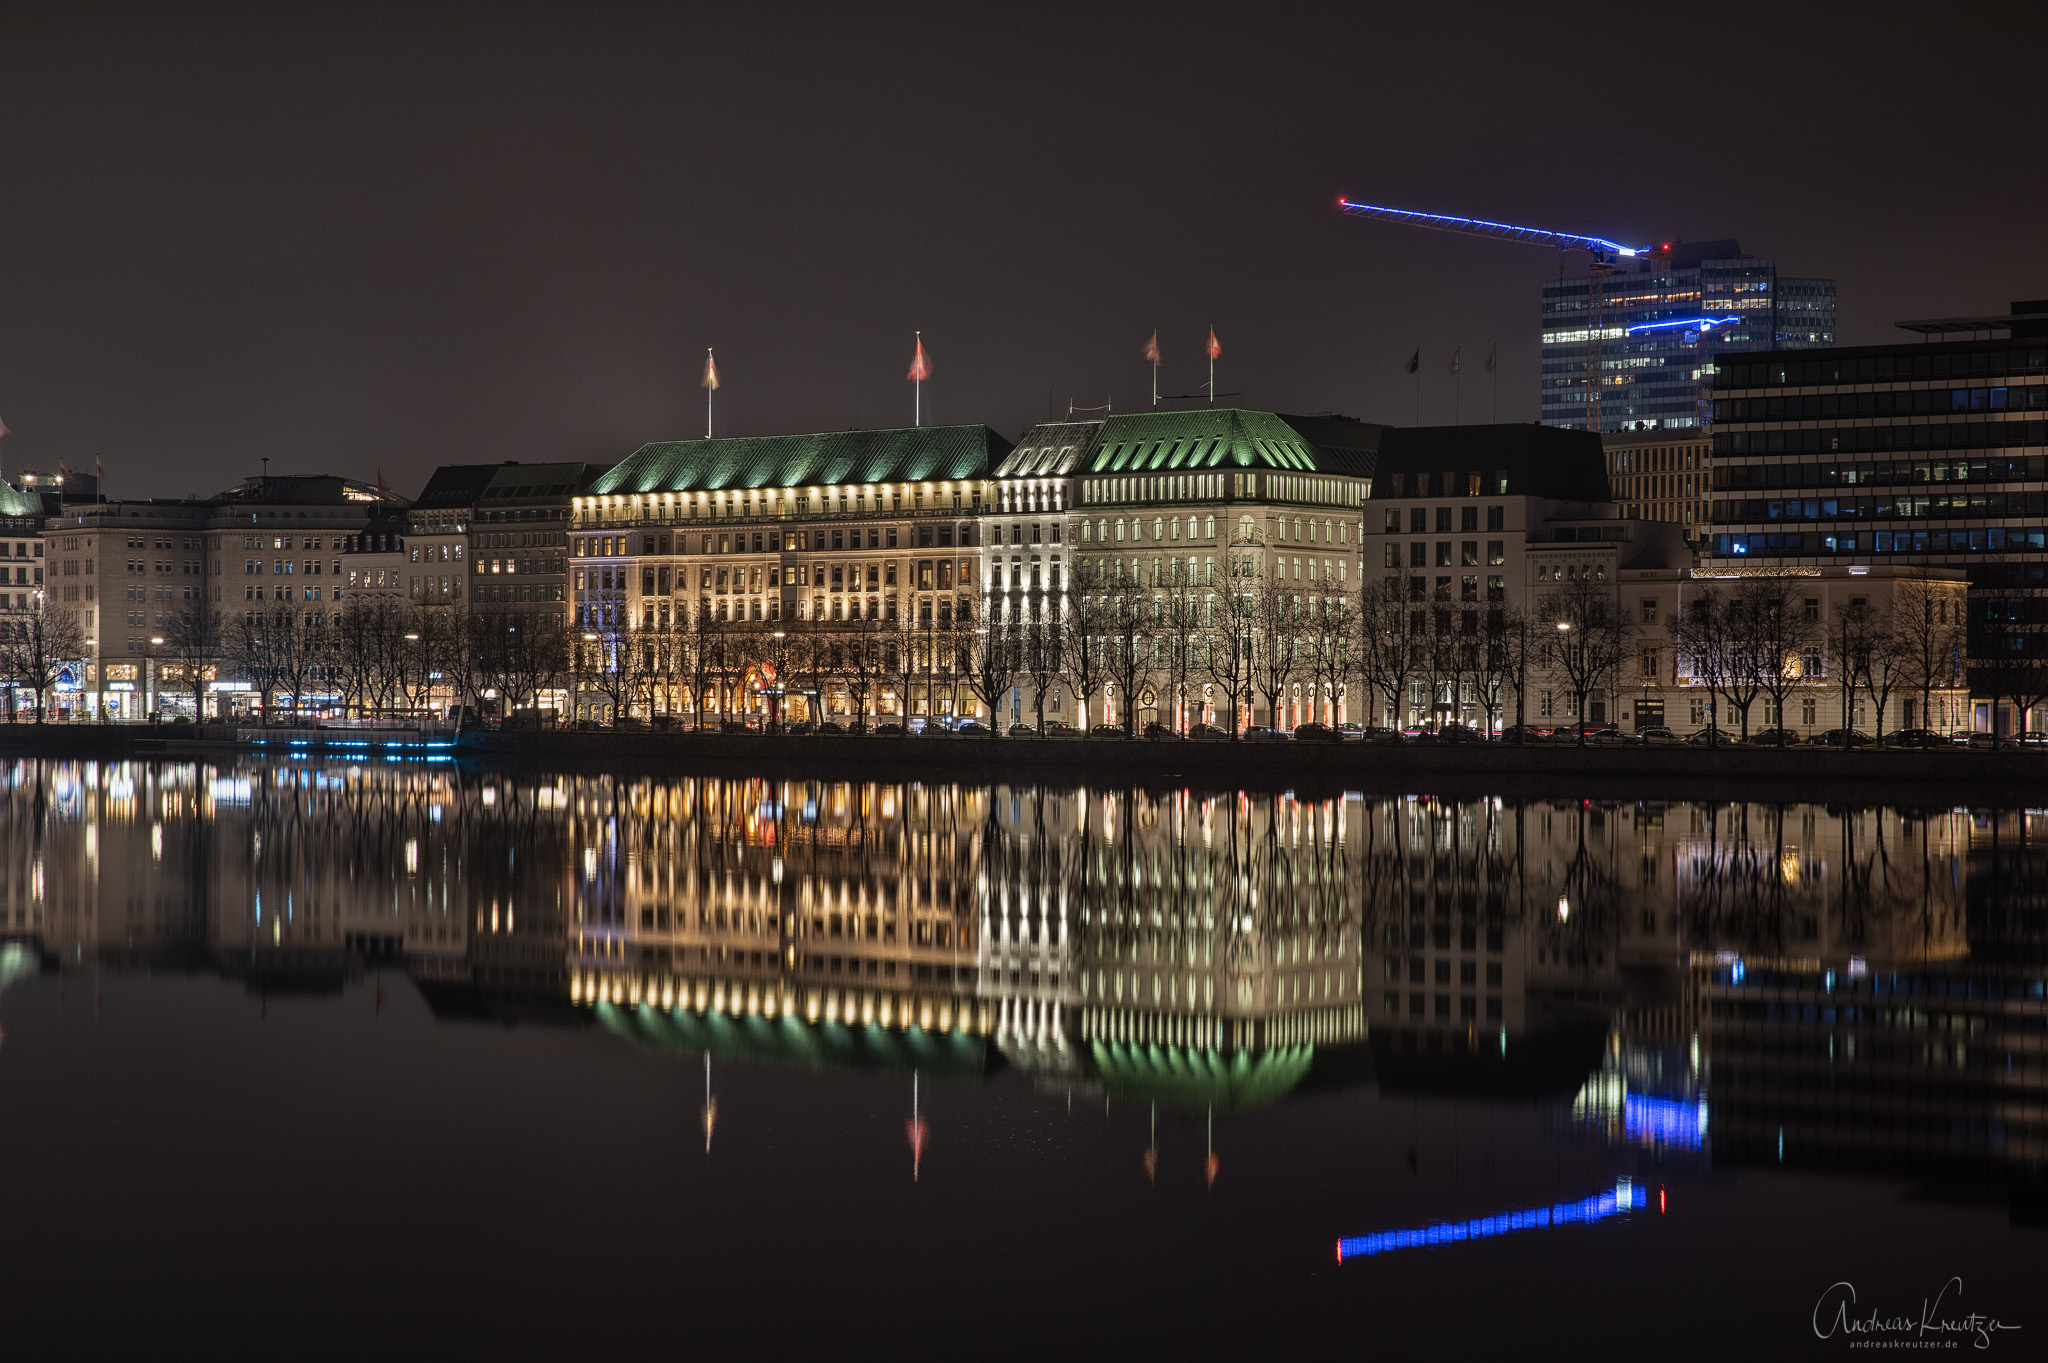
[1555,620,1583,745]
[770,631,787,731]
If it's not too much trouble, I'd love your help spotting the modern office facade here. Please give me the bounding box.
[1707,300,2048,729]
[1542,240,1835,433]
[1603,429,1713,545]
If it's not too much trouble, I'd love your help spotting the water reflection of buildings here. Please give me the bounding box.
[5,758,2045,1202]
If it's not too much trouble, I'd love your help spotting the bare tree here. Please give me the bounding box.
[1357,577,1421,732]
[1471,598,1526,738]
[960,584,1021,735]
[1744,574,1822,744]
[1247,560,1303,731]
[1535,573,1636,743]
[1825,596,1878,740]
[487,610,569,722]
[1893,576,1968,735]
[1200,555,1260,735]
[836,613,884,730]
[0,600,85,723]
[1017,591,1062,732]
[1670,585,1731,743]
[1159,580,1204,733]
[1058,554,1115,732]
[159,598,225,719]
[1101,553,1155,735]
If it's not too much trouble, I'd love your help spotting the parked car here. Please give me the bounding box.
[953,721,990,736]
[1089,724,1129,739]
[1500,725,1552,744]
[1883,727,1947,748]
[1951,729,1998,749]
[1810,727,1873,748]
[1040,721,1079,737]
[1186,723,1232,740]
[816,721,845,735]
[875,723,906,736]
[1140,721,1184,740]
[1358,726,1406,744]
[1291,722,1341,741]
[1685,727,1735,746]
[718,719,752,734]
[1626,726,1681,745]
[1243,726,1291,741]
[1747,728,1804,746]
[1436,723,1488,743]
[783,721,816,735]
[1007,723,1039,737]
[1337,723,1365,740]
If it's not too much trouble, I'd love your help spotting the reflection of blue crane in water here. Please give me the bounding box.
[1336,1178,1647,1261]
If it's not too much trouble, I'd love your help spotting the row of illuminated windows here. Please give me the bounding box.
[1716,455,2048,489]
[1380,504,1506,534]
[1717,347,2048,388]
[1715,492,2048,522]
[1714,420,2048,458]
[1384,541,1508,568]
[1713,528,2048,557]
[1716,385,2048,422]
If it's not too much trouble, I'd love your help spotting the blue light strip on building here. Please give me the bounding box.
[1336,1180,1642,1261]
[1624,316,1741,335]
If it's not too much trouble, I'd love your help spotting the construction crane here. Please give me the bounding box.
[1336,198,1664,432]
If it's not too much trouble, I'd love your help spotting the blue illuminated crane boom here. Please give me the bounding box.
[1337,197,1659,431]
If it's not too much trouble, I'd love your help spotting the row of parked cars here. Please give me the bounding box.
[573,716,2030,748]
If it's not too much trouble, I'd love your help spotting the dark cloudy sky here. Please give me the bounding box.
[3,2,2042,500]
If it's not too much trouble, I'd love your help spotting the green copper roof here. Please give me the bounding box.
[994,420,1098,478]
[591,424,1011,496]
[594,1000,992,1079]
[1086,1038,1319,1110]
[0,482,40,518]
[1080,409,1334,475]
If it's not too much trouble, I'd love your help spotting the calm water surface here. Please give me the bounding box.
[1,758,2043,1356]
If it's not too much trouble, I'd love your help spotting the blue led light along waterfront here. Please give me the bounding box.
[1335,1181,1644,1261]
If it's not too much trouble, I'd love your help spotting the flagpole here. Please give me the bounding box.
[1153,328,1159,408]
[915,331,922,427]
[706,348,714,439]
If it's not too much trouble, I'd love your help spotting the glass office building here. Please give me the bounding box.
[1707,301,2048,706]
[1542,239,1835,433]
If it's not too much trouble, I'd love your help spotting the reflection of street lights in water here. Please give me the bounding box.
[145,636,165,721]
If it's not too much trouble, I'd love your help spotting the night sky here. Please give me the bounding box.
[4,2,2043,500]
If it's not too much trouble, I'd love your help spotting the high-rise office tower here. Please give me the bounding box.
[1542,241,1835,433]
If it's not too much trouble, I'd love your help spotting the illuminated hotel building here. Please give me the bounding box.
[1542,240,1835,433]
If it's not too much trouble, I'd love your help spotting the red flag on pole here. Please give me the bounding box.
[1206,328,1222,359]
[1142,331,1161,366]
[907,334,931,382]
[701,350,720,391]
